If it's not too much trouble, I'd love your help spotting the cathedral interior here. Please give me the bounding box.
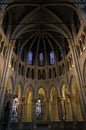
[0,0,86,130]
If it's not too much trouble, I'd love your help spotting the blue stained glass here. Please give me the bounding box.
[27,51,33,65]
[83,12,86,19]
[50,51,55,64]
[39,53,44,66]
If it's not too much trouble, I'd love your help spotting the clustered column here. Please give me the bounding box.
[46,98,50,122]
[57,97,66,121]
[32,98,37,122]
[69,94,78,122]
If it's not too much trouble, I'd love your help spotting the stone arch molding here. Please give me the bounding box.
[60,80,70,96]
[24,85,34,99]
[36,86,46,99]
[15,83,22,99]
[49,86,59,100]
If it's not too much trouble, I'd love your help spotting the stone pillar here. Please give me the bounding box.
[0,44,14,120]
[32,98,37,122]
[69,43,86,120]
[46,99,50,122]
[57,97,66,121]
[18,97,25,129]
[69,94,78,122]
[57,97,66,130]
[19,97,24,122]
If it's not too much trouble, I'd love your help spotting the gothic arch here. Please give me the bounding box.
[15,84,22,99]
[50,86,58,100]
[24,85,34,98]
[60,81,69,96]
[49,83,59,97]
[37,87,46,100]
[36,86,46,99]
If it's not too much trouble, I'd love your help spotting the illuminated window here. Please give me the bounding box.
[36,99,42,119]
[50,51,55,64]
[27,51,33,65]
[10,98,19,122]
[39,52,44,66]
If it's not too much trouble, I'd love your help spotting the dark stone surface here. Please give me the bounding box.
[0,121,85,130]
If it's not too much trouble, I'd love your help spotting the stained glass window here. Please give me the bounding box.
[39,52,44,66]
[50,51,55,65]
[27,51,33,65]
[36,99,42,119]
[10,98,19,122]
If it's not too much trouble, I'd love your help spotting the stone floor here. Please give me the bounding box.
[0,121,86,130]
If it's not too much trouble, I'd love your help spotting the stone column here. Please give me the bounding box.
[57,97,66,121]
[69,94,78,122]
[18,97,25,129]
[32,98,37,122]
[69,43,86,120]
[57,97,66,130]
[19,97,25,122]
[0,44,14,120]
[46,99,50,122]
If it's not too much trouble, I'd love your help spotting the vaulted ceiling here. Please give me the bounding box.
[0,0,83,62]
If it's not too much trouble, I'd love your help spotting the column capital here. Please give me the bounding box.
[57,97,65,101]
[68,94,76,101]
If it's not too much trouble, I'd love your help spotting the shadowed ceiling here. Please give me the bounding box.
[0,0,83,63]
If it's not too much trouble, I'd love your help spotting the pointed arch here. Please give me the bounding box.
[36,86,46,99]
[15,84,22,99]
[24,84,34,98]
